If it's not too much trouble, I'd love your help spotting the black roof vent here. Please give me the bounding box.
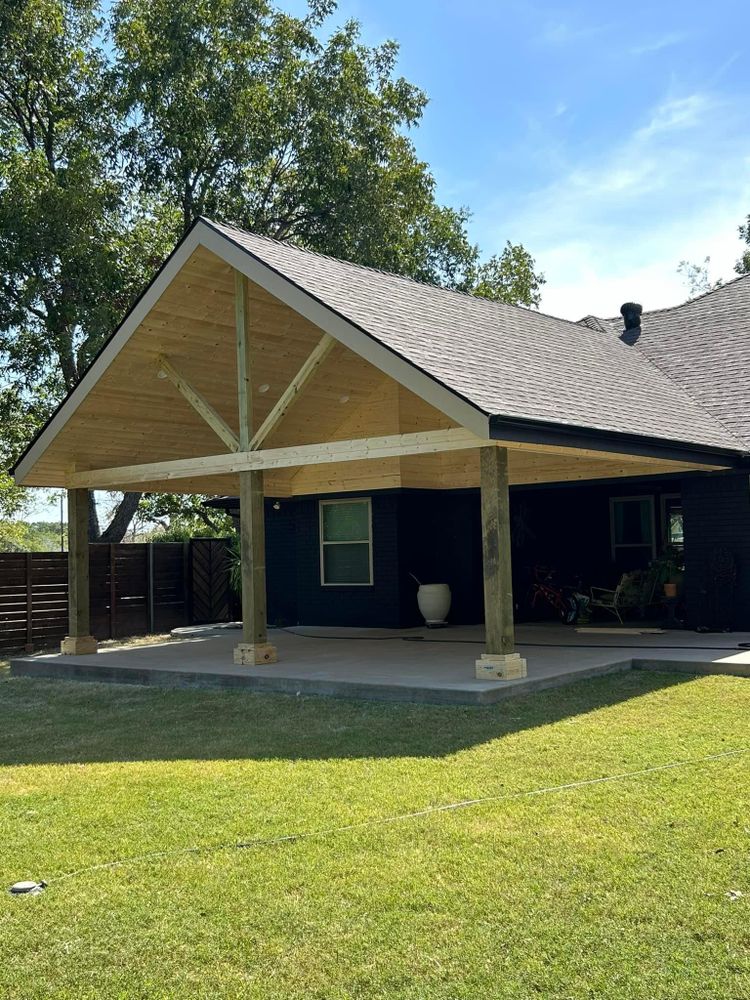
[620,302,643,330]
[619,302,643,345]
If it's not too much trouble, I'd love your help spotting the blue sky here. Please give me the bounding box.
[291,0,750,317]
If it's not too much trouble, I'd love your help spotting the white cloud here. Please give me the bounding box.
[535,18,610,46]
[475,89,750,319]
[634,94,712,141]
[630,32,687,56]
[537,217,747,319]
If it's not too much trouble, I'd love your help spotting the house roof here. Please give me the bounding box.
[620,275,750,449]
[207,220,745,455]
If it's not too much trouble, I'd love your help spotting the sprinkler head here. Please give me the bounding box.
[9,880,47,895]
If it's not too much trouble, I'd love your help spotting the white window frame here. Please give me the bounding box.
[609,495,657,561]
[319,498,374,587]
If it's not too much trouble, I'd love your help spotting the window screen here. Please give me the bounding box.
[319,499,372,585]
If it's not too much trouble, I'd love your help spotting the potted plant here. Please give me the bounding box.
[651,546,684,598]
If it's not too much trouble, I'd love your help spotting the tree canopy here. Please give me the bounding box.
[0,0,545,541]
[736,214,750,275]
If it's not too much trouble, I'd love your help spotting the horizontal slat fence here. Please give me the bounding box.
[0,540,232,653]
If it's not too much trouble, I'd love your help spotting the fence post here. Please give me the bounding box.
[183,540,192,625]
[147,544,155,634]
[24,552,33,653]
[109,543,117,639]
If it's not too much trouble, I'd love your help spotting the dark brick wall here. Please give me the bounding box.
[265,493,402,628]
[397,491,483,625]
[265,499,298,627]
[681,472,750,630]
[264,478,689,629]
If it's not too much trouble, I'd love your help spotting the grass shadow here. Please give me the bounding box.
[0,668,698,766]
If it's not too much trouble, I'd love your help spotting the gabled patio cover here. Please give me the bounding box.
[12,217,745,498]
[10,218,746,675]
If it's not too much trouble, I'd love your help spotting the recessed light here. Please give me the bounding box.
[157,370,167,380]
[339,394,350,404]
[258,383,270,394]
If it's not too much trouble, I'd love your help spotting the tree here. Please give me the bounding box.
[0,386,37,521]
[111,0,503,287]
[736,215,750,275]
[1,0,544,540]
[677,257,723,300]
[469,242,545,307]
[137,493,233,536]
[0,0,171,540]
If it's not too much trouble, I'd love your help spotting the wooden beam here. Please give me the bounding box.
[60,488,97,655]
[66,428,491,488]
[157,355,240,452]
[235,270,252,450]
[250,334,335,449]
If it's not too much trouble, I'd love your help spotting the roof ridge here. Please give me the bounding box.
[204,217,617,338]
[649,269,750,315]
[602,270,750,323]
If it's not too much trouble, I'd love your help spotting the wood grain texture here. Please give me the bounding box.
[66,488,90,639]
[479,447,515,655]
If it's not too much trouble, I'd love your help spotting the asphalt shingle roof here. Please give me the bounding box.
[626,275,750,449]
[209,220,746,455]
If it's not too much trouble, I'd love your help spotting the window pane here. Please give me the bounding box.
[668,511,684,546]
[322,502,369,542]
[323,543,370,584]
[614,499,653,545]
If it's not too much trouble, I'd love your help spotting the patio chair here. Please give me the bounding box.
[589,572,637,624]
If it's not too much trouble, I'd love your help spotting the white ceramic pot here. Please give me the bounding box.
[417,583,452,625]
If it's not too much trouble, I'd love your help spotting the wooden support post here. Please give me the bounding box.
[475,446,526,680]
[233,270,277,666]
[61,488,98,655]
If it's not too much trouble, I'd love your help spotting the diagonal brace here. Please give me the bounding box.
[250,333,335,449]
[157,354,240,452]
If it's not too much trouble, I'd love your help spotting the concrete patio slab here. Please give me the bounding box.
[9,623,750,705]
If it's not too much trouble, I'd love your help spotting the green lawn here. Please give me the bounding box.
[0,668,749,999]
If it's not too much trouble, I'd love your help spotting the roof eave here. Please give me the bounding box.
[488,413,748,467]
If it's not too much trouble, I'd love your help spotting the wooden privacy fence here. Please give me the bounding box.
[0,539,236,653]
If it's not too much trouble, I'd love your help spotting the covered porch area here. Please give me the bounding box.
[11,219,739,693]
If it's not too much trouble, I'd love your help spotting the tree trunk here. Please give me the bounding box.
[99,492,143,543]
[88,492,101,541]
